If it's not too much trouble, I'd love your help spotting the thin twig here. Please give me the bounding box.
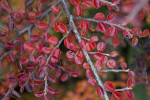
[44,74,48,95]
[2,81,18,100]
[10,0,61,42]
[115,87,132,92]
[99,0,116,6]
[61,0,109,100]
[88,52,110,56]
[0,1,61,60]
[73,16,129,31]
[99,69,130,73]
[46,28,72,65]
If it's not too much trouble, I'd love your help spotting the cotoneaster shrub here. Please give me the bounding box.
[0,0,149,100]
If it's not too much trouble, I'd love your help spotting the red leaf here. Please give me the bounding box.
[107,59,116,68]
[69,43,79,51]
[96,86,104,98]
[43,32,50,42]
[54,68,62,78]
[75,5,82,16]
[141,29,149,37]
[47,87,55,95]
[75,56,83,65]
[104,81,115,92]
[88,78,97,86]
[31,35,41,42]
[39,58,46,67]
[112,0,121,4]
[21,57,29,65]
[125,90,135,100]
[83,62,90,69]
[66,50,75,58]
[17,73,26,81]
[44,95,50,100]
[80,21,88,31]
[47,75,56,83]
[132,36,138,46]
[132,28,142,36]
[58,24,67,33]
[94,13,105,21]
[48,62,55,70]
[54,21,60,32]
[5,42,15,49]
[71,0,79,6]
[42,47,52,54]
[48,36,58,45]
[9,52,15,62]
[86,69,94,79]
[91,36,98,42]
[34,80,44,85]
[98,22,107,32]
[109,51,118,57]
[80,40,87,50]
[112,92,121,100]
[50,5,59,15]
[85,42,93,51]
[128,71,135,77]
[36,44,42,52]
[61,74,68,82]
[26,64,35,71]
[120,62,127,70]
[24,41,34,52]
[123,30,133,39]
[51,56,58,63]
[95,60,102,71]
[53,48,60,57]
[37,21,49,30]
[107,12,116,23]
[97,42,105,52]
[108,26,117,36]
[127,78,136,87]
[93,0,101,9]
[84,0,92,5]
[71,72,79,77]
[64,37,71,49]
[34,91,44,97]
[93,53,104,60]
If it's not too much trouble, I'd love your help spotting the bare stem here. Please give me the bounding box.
[61,0,109,100]
[2,82,18,100]
[73,16,129,31]
[46,28,72,65]
[115,87,132,92]
[44,74,48,95]
[99,69,130,73]
[99,0,116,6]
[88,52,110,56]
